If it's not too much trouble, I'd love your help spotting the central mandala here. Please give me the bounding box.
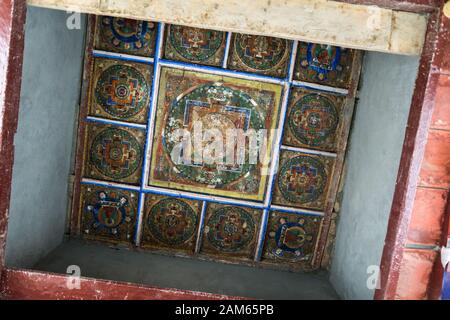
[90,127,142,179]
[163,83,264,187]
[95,64,150,119]
[149,68,283,201]
[205,206,255,252]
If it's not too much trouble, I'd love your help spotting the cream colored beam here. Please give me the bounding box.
[27,0,427,55]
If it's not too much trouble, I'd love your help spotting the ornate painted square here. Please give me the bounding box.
[88,58,153,124]
[80,184,138,244]
[282,87,346,152]
[272,150,335,211]
[227,34,292,78]
[163,24,226,67]
[94,16,157,57]
[293,42,355,89]
[141,194,201,254]
[200,203,261,261]
[262,211,322,269]
[83,122,145,185]
[148,67,283,201]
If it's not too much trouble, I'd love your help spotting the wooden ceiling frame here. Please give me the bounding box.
[27,0,429,55]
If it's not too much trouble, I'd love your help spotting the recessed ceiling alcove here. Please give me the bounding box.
[3,5,423,300]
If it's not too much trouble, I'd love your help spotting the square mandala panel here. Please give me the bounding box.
[293,42,355,89]
[80,185,138,244]
[83,122,145,185]
[227,33,292,78]
[200,203,261,261]
[88,58,153,124]
[163,24,226,67]
[282,87,346,152]
[148,67,283,201]
[272,150,335,211]
[94,16,157,57]
[141,194,201,254]
[262,211,322,269]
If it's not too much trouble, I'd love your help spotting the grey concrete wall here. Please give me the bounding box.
[5,7,86,268]
[329,52,420,299]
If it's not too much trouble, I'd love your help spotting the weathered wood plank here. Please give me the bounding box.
[26,0,427,55]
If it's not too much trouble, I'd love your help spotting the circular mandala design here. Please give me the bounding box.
[100,16,154,52]
[164,84,264,186]
[169,25,224,62]
[90,127,142,179]
[86,190,134,235]
[288,94,338,147]
[95,64,149,119]
[147,198,197,246]
[278,155,327,204]
[234,34,288,71]
[206,206,255,252]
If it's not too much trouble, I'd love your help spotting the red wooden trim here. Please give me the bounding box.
[0,267,246,300]
[374,10,441,300]
[427,188,450,299]
[0,0,27,279]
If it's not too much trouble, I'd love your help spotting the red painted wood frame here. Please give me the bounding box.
[0,0,448,299]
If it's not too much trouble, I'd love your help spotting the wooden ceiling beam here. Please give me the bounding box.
[26,0,428,54]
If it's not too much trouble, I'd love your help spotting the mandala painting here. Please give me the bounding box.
[262,211,322,268]
[94,16,157,57]
[80,185,138,244]
[272,150,335,210]
[163,25,226,67]
[89,58,152,124]
[148,67,283,201]
[293,42,355,88]
[83,123,145,185]
[201,203,261,260]
[228,34,292,78]
[282,87,346,152]
[142,194,201,254]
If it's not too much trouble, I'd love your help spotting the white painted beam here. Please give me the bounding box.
[27,0,427,55]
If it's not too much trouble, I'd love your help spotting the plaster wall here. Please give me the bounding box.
[5,6,86,268]
[330,51,420,299]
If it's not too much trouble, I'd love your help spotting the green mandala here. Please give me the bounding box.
[147,198,197,246]
[90,127,142,179]
[278,155,327,204]
[206,206,255,252]
[235,34,288,71]
[163,83,265,187]
[95,64,149,119]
